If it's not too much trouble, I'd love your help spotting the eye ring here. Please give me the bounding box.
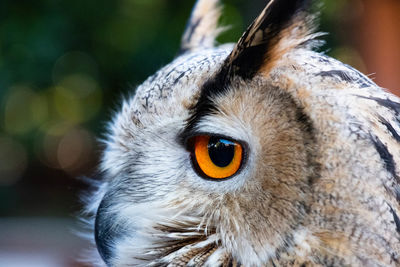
[188,135,245,180]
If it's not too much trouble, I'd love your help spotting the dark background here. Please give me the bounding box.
[0,0,399,266]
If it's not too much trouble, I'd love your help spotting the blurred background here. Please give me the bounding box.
[0,0,399,266]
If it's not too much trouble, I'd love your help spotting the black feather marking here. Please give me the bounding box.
[396,189,400,203]
[179,18,202,54]
[179,69,231,141]
[316,69,374,88]
[363,96,400,116]
[316,70,354,83]
[173,72,186,85]
[388,204,400,234]
[228,0,311,80]
[379,116,400,142]
[186,18,201,44]
[370,134,399,183]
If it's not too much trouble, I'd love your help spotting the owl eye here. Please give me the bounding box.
[189,135,244,179]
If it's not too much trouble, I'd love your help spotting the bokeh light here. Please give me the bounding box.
[53,74,102,124]
[52,51,99,84]
[33,120,96,177]
[38,123,70,169]
[0,135,27,185]
[58,128,94,172]
[3,85,48,135]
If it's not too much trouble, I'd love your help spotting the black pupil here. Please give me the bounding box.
[208,137,235,167]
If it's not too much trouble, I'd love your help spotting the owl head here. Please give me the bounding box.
[89,0,400,266]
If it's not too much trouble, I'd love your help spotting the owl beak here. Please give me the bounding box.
[95,197,120,266]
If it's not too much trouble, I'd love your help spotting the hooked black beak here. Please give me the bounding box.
[95,197,119,266]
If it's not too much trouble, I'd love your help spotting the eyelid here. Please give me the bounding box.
[182,131,244,148]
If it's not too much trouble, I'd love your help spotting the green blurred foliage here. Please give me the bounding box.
[0,0,351,217]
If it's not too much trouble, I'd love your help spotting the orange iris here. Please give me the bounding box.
[191,135,243,179]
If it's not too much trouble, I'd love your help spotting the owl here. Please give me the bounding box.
[84,0,400,266]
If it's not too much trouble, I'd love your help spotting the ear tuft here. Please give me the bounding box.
[225,0,320,80]
[179,0,224,54]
